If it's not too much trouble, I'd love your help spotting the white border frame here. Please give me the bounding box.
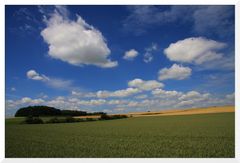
[1,0,239,163]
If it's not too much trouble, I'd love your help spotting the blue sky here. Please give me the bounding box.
[5,5,235,116]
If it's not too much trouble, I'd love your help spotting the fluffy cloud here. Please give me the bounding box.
[175,90,211,108]
[8,96,106,110]
[226,93,234,101]
[123,49,139,60]
[178,91,210,101]
[113,107,126,112]
[71,88,140,99]
[41,7,117,68]
[27,70,49,81]
[164,37,226,65]
[152,88,182,98]
[107,100,128,105]
[158,64,192,80]
[127,101,140,107]
[77,99,106,106]
[128,78,164,91]
[151,89,212,108]
[134,94,148,99]
[154,89,214,108]
[96,88,140,98]
[111,88,140,97]
[6,90,235,115]
[6,97,45,109]
[27,70,74,90]
[21,97,32,103]
[176,100,195,107]
[71,91,96,98]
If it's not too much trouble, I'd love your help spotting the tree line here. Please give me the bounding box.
[15,105,106,117]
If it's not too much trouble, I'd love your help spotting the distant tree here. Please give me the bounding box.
[15,106,61,117]
[65,116,76,123]
[100,114,127,120]
[100,114,111,120]
[87,112,106,116]
[61,110,87,116]
[15,105,107,117]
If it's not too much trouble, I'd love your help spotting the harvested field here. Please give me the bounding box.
[126,105,234,117]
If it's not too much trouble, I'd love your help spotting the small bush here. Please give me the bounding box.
[65,116,76,123]
[23,116,44,124]
[77,118,86,122]
[46,117,86,124]
[100,114,128,120]
[86,118,96,121]
[100,114,111,120]
[22,114,128,124]
[112,115,128,119]
[46,117,62,123]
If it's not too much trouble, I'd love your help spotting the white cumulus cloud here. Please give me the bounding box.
[134,94,148,99]
[41,7,117,68]
[158,64,192,80]
[123,49,139,60]
[152,88,182,98]
[226,93,234,101]
[71,91,96,98]
[96,88,140,98]
[27,70,49,81]
[176,100,195,107]
[128,78,164,91]
[164,37,226,64]
[178,91,209,101]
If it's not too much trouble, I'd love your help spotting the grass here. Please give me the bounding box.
[5,112,234,158]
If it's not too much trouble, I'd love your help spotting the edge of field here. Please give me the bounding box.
[127,105,234,117]
[74,105,234,119]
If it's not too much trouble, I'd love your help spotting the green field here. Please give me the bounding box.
[5,112,235,158]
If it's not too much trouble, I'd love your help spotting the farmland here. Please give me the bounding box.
[5,4,235,159]
[5,110,234,158]
[126,105,234,117]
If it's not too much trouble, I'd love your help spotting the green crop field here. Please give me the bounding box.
[5,112,235,158]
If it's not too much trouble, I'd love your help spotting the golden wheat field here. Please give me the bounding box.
[73,105,234,119]
[126,105,234,117]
